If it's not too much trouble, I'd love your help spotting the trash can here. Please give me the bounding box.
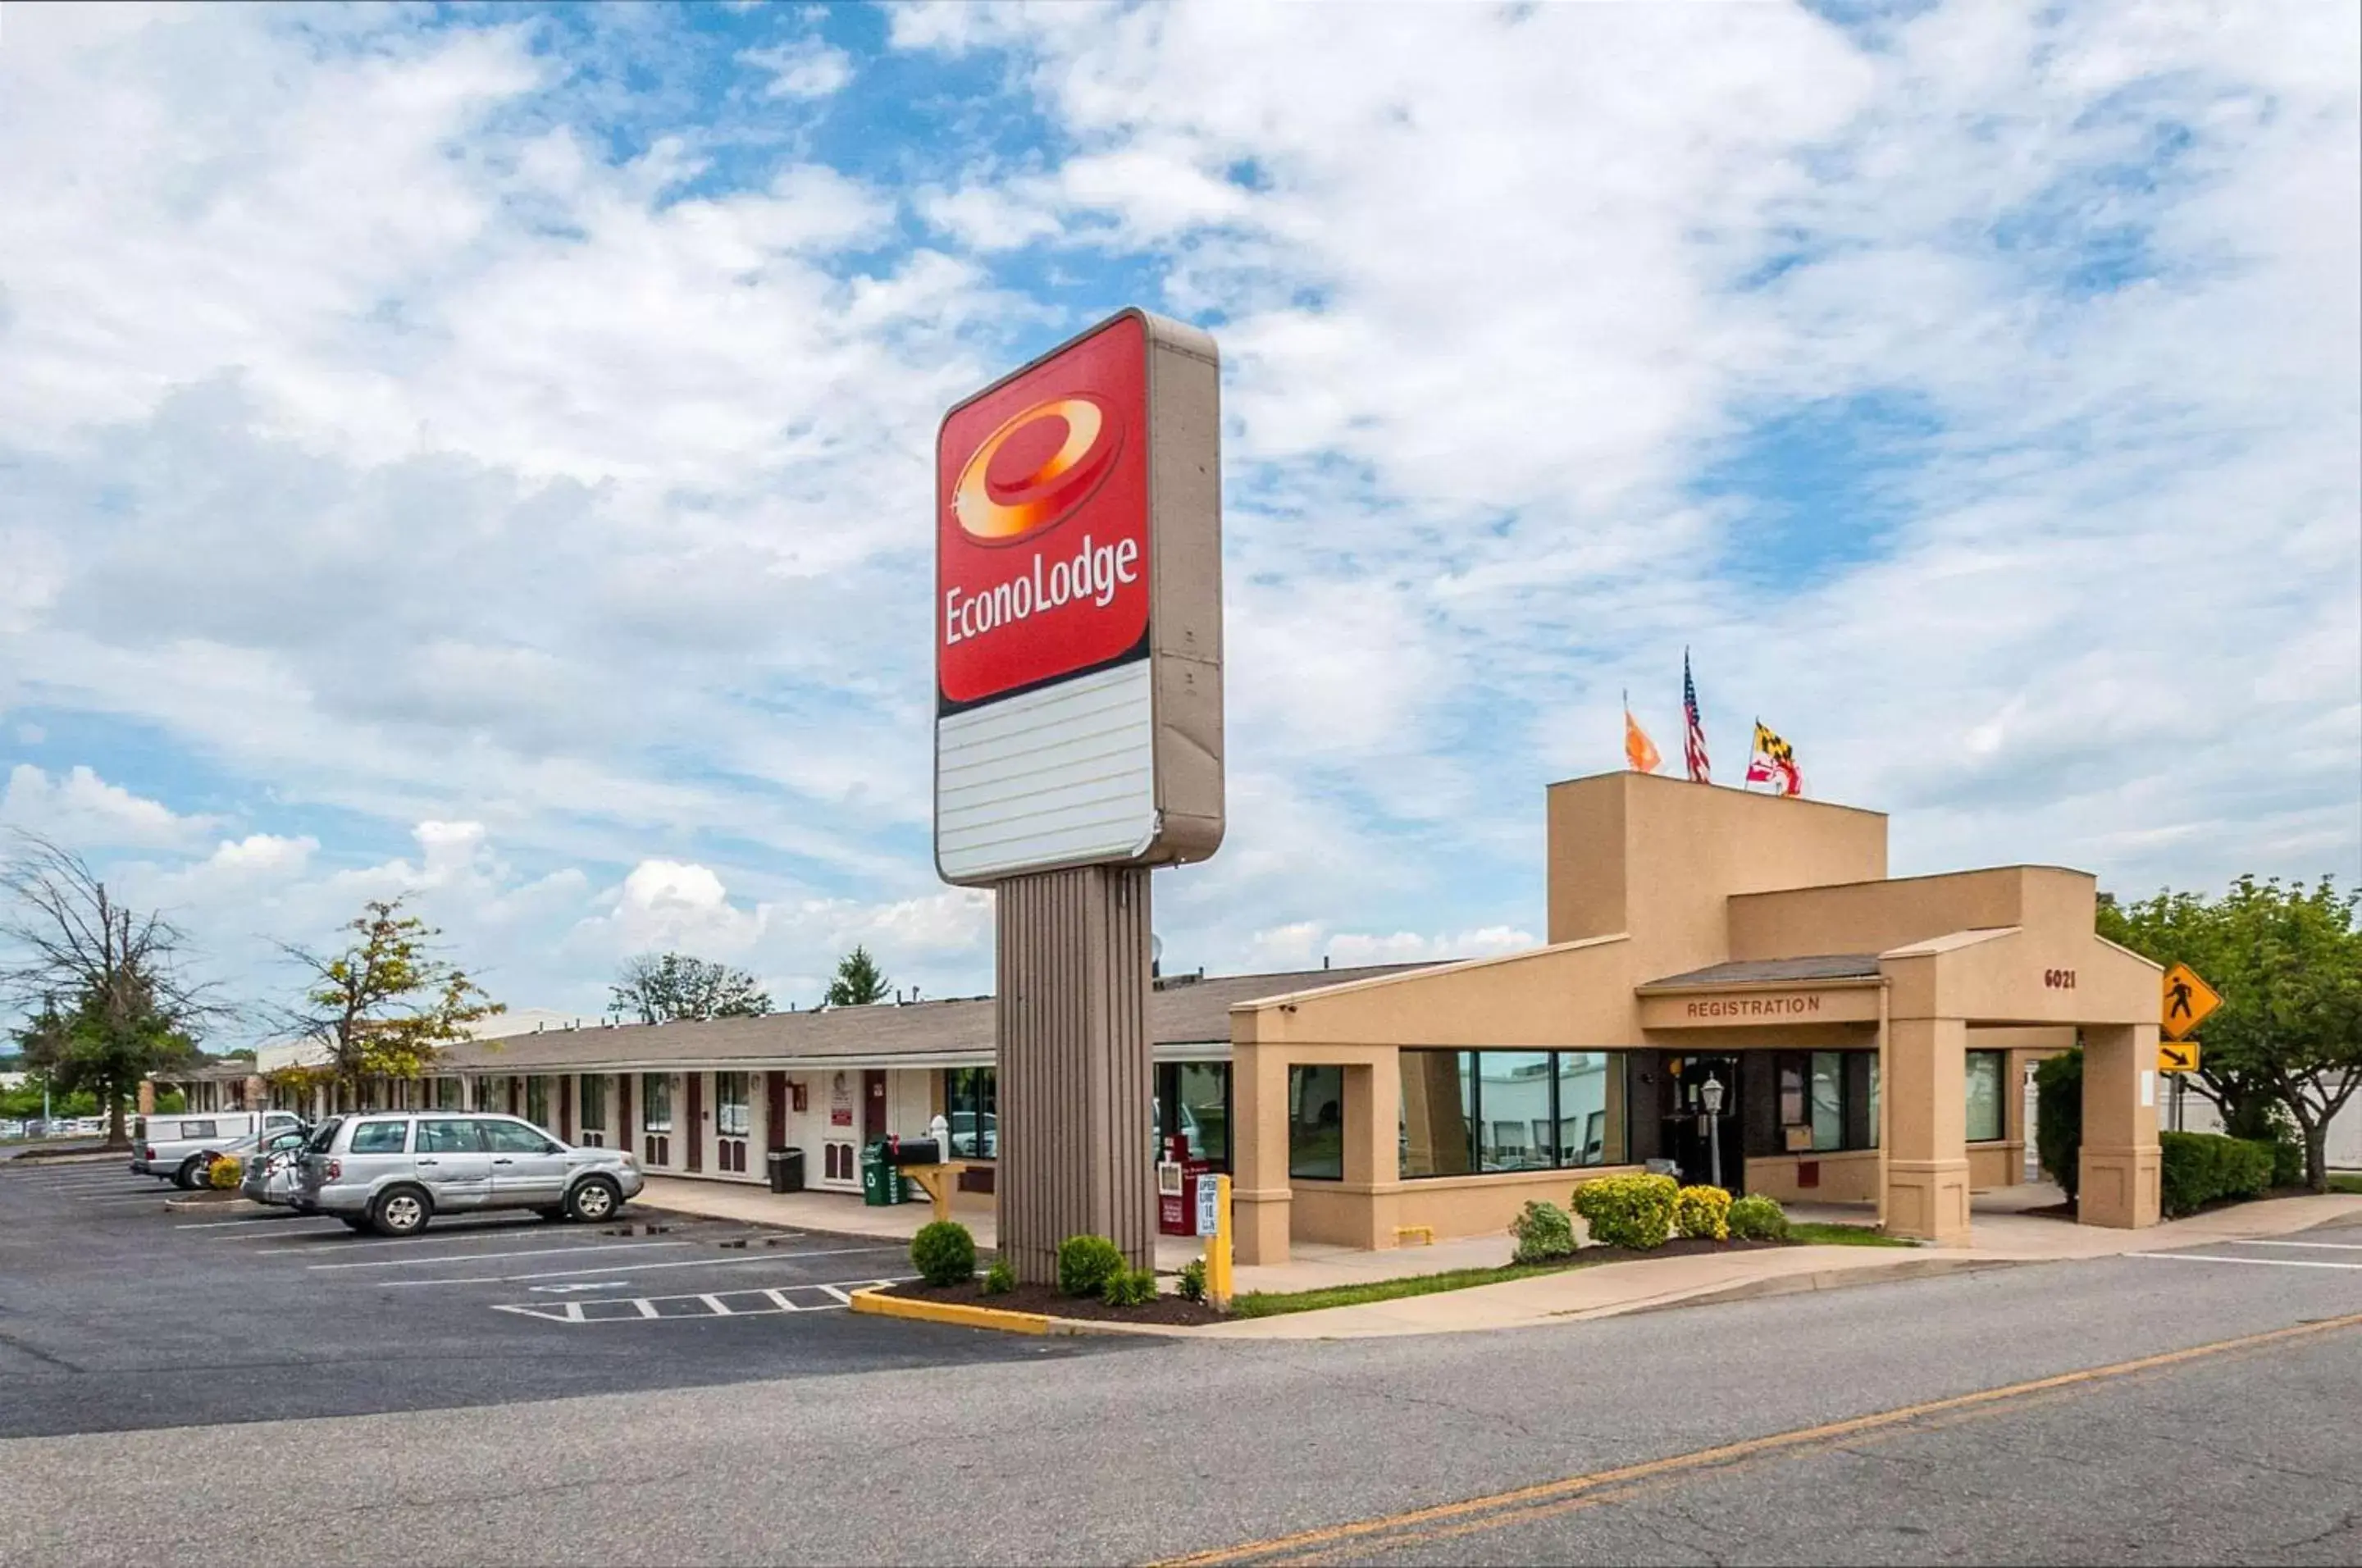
[767,1147,805,1195]
[860,1142,904,1206]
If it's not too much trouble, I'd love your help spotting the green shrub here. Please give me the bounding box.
[1176,1258,1208,1303]
[207,1155,243,1191]
[1507,1200,1578,1263]
[910,1220,976,1287]
[980,1260,1015,1295]
[1101,1267,1158,1307]
[2269,1138,2304,1189]
[2159,1132,2277,1217]
[1571,1173,1678,1251]
[1726,1194,1790,1242]
[1674,1185,1732,1242]
[1056,1233,1126,1297]
[2034,1050,2082,1201]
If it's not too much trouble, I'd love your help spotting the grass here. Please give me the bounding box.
[2328,1173,2362,1196]
[1786,1220,1917,1248]
[1230,1259,1594,1319]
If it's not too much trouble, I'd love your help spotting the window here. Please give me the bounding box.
[641,1073,674,1133]
[1966,1051,2006,1143]
[349,1120,409,1155]
[1399,1051,1627,1178]
[717,1073,751,1137]
[1288,1065,1345,1180]
[484,1119,558,1155]
[303,1117,345,1155]
[1770,1051,1876,1154]
[417,1119,482,1154]
[1153,1062,1231,1169]
[435,1078,462,1110]
[943,1068,997,1158]
[525,1077,550,1129]
[580,1075,608,1133]
[178,1119,219,1141]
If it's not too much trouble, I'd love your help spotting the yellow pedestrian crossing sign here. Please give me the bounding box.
[2160,962,2220,1042]
[2158,1039,2201,1075]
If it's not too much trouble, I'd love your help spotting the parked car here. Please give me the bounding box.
[0,1119,24,1141]
[294,1112,642,1236]
[230,1128,314,1206]
[132,1110,308,1188]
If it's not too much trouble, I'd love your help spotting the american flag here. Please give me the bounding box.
[1683,650,1710,783]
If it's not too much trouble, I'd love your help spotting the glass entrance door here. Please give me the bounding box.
[1662,1054,1744,1192]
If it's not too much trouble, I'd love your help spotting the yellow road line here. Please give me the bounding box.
[1155,1310,2362,1567]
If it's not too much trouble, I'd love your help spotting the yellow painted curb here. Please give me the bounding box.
[850,1287,1051,1335]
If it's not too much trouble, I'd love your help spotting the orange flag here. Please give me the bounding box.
[1625,701,1662,773]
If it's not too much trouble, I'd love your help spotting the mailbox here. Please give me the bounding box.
[879,1135,943,1169]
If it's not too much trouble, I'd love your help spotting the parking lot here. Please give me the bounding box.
[0,1155,1124,1439]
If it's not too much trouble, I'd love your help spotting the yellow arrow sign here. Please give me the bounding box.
[2157,1040,2202,1074]
[2160,962,2221,1042]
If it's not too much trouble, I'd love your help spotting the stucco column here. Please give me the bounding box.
[1231,1038,1293,1266]
[1883,1016,1972,1246]
[1343,1060,1402,1251]
[137,1079,156,1117]
[2077,1023,2160,1228]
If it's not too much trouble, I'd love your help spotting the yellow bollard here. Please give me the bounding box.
[1209,1174,1234,1310]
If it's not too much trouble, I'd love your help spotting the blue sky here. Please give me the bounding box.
[1,1,2355,1041]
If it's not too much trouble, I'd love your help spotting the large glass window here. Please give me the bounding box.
[579,1075,608,1133]
[716,1073,751,1137]
[1288,1065,1346,1180]
[434,1078,462,1110]
[1771,1051,1876,1154]
[1555,1052,1620,1169]
[943,1068,996,1157]
[1966,1051,2006,1143]
[1399,1050,1628,1178]
[526,1076,550,1129]
[641,1073,674,1133]
[1809,1052,1845,1153]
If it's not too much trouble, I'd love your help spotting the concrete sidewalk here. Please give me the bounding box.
[1192,1191,2362,1339]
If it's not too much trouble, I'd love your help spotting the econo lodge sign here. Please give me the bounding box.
[933,310,1225,886]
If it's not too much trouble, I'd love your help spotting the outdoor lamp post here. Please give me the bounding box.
[1699,1074,1726,1190]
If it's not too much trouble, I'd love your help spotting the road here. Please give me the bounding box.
[3,1159,2358,1565]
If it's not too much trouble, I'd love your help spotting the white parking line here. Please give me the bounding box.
[306,1240,693,1271]
[490,1276,902,1324]
[382,1243,907,1288]
[251,1225,560,1251]
[2229,1238,2362,1251]
[2133,1252,2362,1270]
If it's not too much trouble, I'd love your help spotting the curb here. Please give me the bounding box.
[848,1288,1187,1338]
[162,1194,264,1214]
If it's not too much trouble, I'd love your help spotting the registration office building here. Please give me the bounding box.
[1225,770,2165,1264]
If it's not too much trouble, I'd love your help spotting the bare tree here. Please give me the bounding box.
[0,832,218,1148]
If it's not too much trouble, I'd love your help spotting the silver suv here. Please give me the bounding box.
[294,1112,643,1236]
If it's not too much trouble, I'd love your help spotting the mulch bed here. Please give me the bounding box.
[875,1277,1228,1327]
[1582,1237,1783,1263]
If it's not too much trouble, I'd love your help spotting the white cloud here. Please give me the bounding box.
[0,764,220,850]
[1244,920,1535,972]
[739,39,854,100]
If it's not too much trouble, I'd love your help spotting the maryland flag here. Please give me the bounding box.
[1624,701,1662,774]
[1745,720,1802,796]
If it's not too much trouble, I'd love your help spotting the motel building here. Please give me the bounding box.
[168,771,2165,1257]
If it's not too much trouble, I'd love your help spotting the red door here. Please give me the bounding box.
[686,1074,704,1174]
[863,1070,887,1142]
[765,1072,788,1153]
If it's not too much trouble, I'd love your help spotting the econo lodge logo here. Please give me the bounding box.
[937,313,1151,710]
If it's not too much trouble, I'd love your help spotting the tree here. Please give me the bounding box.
[609,952,773,1023]
[2101,875,2362,1190]
[281,899,502,1100]
[823,945,890,1008]
[1,832,215,1147]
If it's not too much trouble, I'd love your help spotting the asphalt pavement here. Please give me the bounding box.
[0,1155,1117,1439]
[4,1159,2357,1565]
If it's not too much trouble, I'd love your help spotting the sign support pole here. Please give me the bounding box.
[995,864,1157,1283]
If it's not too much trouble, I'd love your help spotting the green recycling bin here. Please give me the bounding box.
[860,1142,905,1206]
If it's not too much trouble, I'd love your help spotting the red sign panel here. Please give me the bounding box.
[936,313,1151,711]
